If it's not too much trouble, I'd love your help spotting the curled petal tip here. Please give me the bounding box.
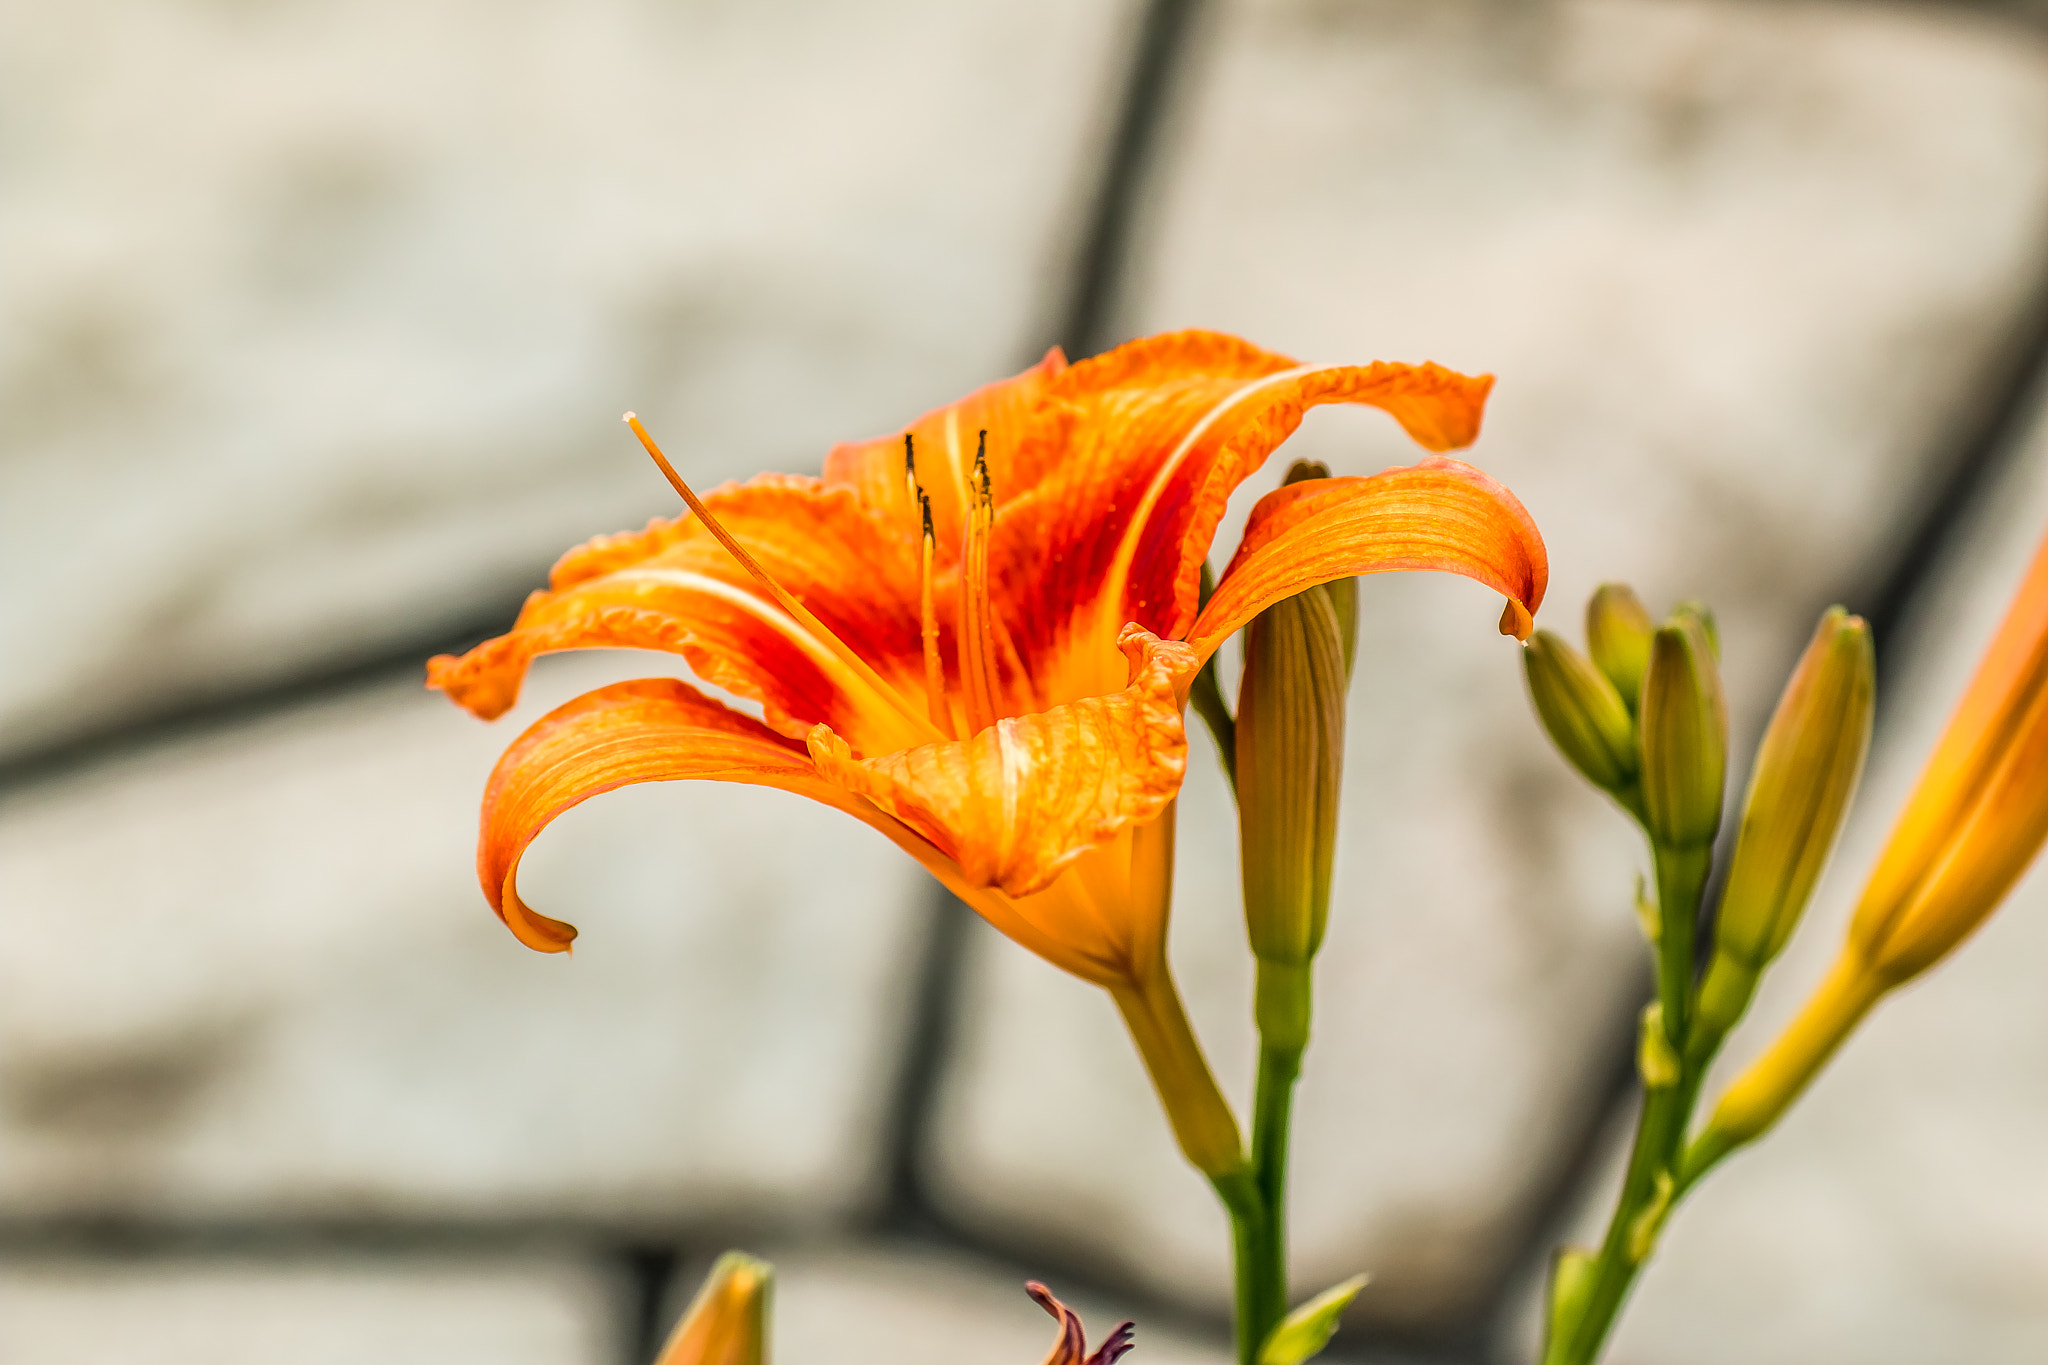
[1501,598,1535,641]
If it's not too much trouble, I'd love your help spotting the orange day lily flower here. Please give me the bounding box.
[428,330,1546,1169]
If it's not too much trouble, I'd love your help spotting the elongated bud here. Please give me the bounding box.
[1586,583,1655,709]
[1695,609,1874,1043]
[655,1252,771,1365]
[1639,618,1728,848]
[1523,630,1638,794]
[1237,584,1349,966]
[1236,460,1355,1054]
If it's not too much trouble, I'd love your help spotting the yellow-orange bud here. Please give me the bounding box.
[1848,538,2048,983]
[655,1252,771,1365]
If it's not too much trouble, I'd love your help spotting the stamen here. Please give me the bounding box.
[958,429,1000,734]
[624,413,940,742]
[902,433,919,511]
[918,490,948,733]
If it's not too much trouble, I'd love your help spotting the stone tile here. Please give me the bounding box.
[666,1241,1230,1365]
[0,0,1135,760]
[0,651,928,1222]
[1504,383,2048,1363]
[930,0,2048,1331]
[0,1251,617,1365]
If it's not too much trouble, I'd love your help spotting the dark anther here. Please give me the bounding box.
[904,432,916,478]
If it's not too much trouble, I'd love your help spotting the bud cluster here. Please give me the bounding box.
[1523,587,1874,1056]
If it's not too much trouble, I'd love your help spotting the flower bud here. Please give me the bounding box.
[1586,583,1655,709]
[1523,629,1638,794]
[655,1252,771,1365]
[1236,581,1351,971]
[1639,618,1727,849]
[1694,608,1873,1042]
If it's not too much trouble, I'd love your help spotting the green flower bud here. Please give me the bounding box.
[1237,580,1352,971]
[1694,608,1873,1043]
[1585,583,1656,709]
[1639,618,1727,848]
[1523,629,1639,794]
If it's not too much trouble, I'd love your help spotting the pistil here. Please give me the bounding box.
[625,413,941,744]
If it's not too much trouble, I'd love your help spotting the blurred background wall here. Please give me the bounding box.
[7,1,2048,1362]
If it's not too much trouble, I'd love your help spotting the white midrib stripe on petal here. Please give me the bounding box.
[1099,363,1325,624]
[622,567,848,678]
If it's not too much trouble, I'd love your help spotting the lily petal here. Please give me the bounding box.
[987,331,1496,692]
[805,627,1198,898]
[1028,1281,1135,1365]
[430,476,929,754]
[476,678,949,953]
[822,347,1071,558]
[1189,456,1548,658]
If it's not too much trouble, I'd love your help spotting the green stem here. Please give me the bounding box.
[1247,1040,1302,1354]
[1550,1072,1700,1365]
[1211,1167,1268,1365]
[1548,840,1715,1365]
[1651,843,1709,1045]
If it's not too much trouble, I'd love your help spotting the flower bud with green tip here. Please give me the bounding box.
[1693,608,1874,1048]
[1236,463,1356,1051]
[655,1252,771,1365]
[1671,599,1720,659]
[1523,629,1639,797]
[1639,618,1728,850]
[1586,583,1656,709]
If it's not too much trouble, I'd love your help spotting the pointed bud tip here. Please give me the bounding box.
[1586,582,1655,705]
[1640,618,1728,847]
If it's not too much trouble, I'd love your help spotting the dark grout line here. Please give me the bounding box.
[619,1242,684,1365]
[1857,281,2048,690]
[873,883,980,1228]
[0,589,537,795]
[1042,0,1210,362]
